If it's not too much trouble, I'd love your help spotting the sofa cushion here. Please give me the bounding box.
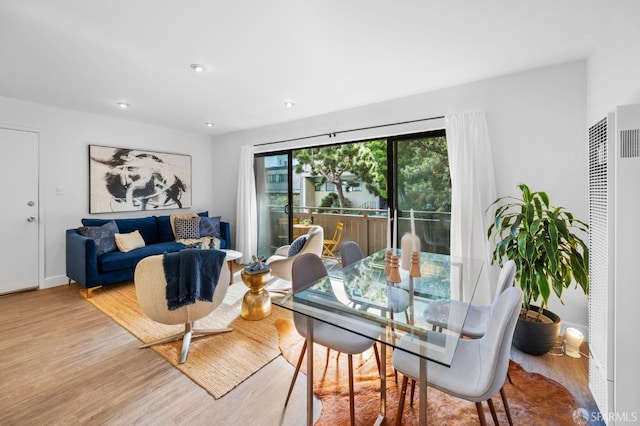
[155,215,175,243]
[199,216,221,238]
[175,217,201,240]
[115,230,146,252]
[78,220,119,256]
[288,234,309,257]
[82,216,159,245]
[98,241,186,273]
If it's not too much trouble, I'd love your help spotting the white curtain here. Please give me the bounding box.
[445,110,497,305]
[235,145,258,264]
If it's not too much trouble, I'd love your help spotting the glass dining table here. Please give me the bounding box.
[274,249,485,425]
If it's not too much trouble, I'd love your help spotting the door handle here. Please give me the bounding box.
[27,216,37,222]
[284,205,290,215]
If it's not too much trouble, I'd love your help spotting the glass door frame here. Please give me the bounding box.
[254,150,295,258]
[389,129,449,253]
[254,128,448,256]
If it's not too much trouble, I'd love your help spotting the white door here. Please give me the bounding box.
[0,127,39,294]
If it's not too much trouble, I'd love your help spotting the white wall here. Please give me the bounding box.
[587,1,640,124]
[586,2,640,416]
[0,96,217,288]
[215,60,589,331]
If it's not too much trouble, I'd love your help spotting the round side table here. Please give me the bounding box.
[240,268,272,320]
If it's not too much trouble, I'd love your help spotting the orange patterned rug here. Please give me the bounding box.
[275,318,579,425]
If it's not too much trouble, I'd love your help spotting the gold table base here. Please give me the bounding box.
[240,269,272,320]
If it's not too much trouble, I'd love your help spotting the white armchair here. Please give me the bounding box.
[266,226,323,281]
[134,251,232,364]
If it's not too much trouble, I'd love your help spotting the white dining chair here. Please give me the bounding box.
[405,260,517,405]
[284,253,381,426]
[392,286,522,426]
[423,260,517,338]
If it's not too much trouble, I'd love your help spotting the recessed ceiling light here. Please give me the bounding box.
[116,102,130,109]
[284,101,295,108]
[205,122,214,127]
[190,64,207,73]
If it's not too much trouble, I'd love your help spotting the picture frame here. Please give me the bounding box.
[89,145,192,213]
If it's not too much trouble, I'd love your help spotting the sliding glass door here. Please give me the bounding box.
[254,129,450,258]
[393,130,450,254]
[254,153,293,259]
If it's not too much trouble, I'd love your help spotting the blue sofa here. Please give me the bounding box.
[66,212,231,290]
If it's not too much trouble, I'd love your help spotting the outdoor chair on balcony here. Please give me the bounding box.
[322,221,344,264]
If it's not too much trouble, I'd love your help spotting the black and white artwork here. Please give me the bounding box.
[89,145,192,213]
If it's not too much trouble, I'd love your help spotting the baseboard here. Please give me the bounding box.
[42,274,71,289]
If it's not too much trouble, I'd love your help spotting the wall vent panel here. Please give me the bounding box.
[619,129,639,158]
[588,116,609,417]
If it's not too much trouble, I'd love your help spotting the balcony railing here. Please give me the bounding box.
[285,206,451,257]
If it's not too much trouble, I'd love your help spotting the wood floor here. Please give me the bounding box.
[0,283,601,425]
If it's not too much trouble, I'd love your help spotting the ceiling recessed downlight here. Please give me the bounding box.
[284,101,295,108]
[116,102,130,109]
[205,122,214,127]
[190,64,207,73]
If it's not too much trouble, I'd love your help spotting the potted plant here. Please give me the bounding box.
[487,183,589,355]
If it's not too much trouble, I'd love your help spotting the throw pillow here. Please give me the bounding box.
[114,230,146,252]
[288,234,309,257]
[78,220,119,256]
[199,216,221,238]
[170,213,199,238]
[175,217,201,240]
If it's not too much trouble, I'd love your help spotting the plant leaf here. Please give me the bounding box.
[538,273,550,308]
[530,219,541,235]
[539,191,550,207]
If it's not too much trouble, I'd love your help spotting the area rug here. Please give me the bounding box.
[86,280,292,399]
[275,318,579,425]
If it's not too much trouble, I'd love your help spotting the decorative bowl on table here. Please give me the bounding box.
[240,267,272,320]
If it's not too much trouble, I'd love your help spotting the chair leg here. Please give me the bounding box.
[285,340,307,407]
[139,331,186,348]
[475,401,488,426]
[507,371,513,385]
[182,324,233,364]
[409,379,416,407]
[373,343,381,374]
[396,375,409,426]
[500,387,514,426]
[487,398,499,426]
[179,328,193,364]
[139,322,232,365]
[348,354,355,426]
[325,347,331,371]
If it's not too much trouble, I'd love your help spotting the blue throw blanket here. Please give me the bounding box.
[163,249,226,311]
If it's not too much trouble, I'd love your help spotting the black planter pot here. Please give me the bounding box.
[512,306,561,355]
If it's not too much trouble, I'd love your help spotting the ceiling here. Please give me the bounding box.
[0,0,619,137]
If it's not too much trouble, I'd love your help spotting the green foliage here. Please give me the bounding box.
[320,192,351,212]
[294,143,381,208]
[397,136,451,212]
[487,183,589,318]
[367,139,388,199]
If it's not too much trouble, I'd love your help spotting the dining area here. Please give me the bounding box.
[274,237,521,425]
